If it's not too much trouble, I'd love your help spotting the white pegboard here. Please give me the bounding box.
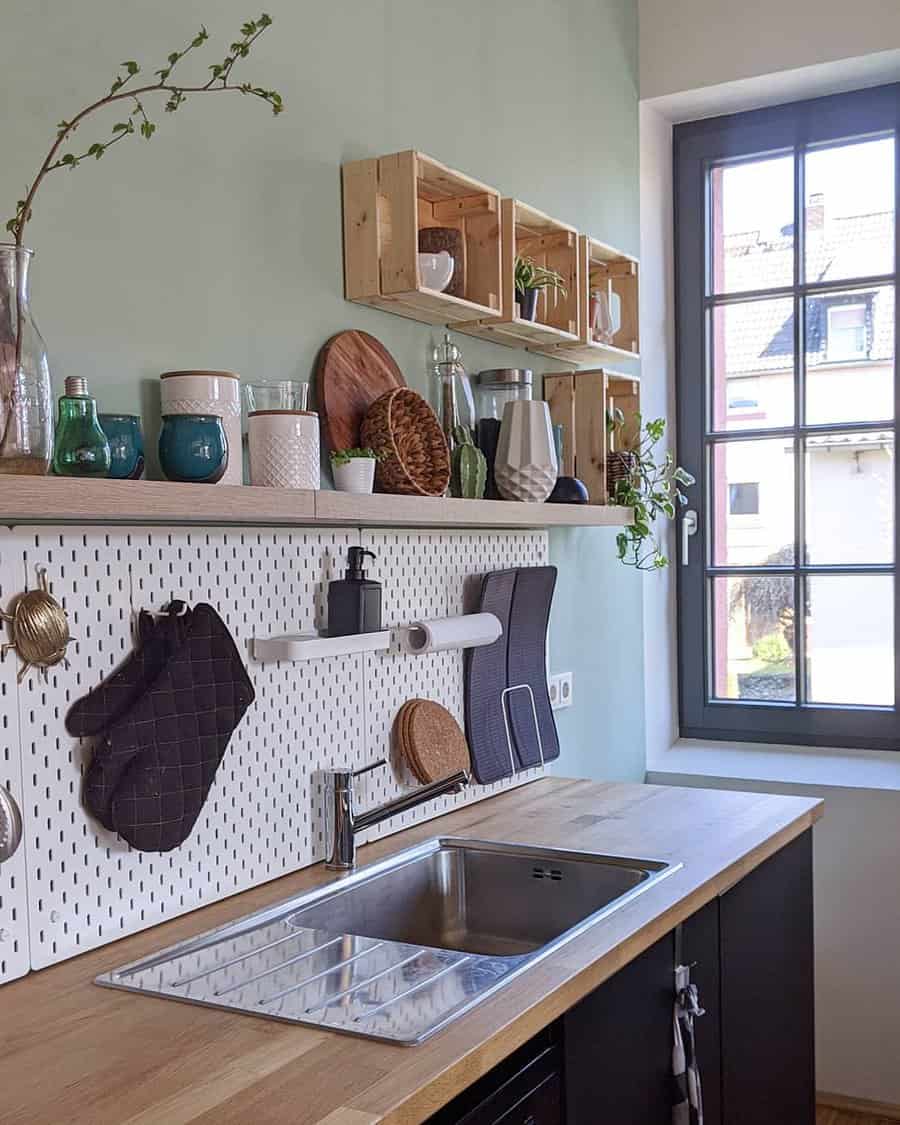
[0,542,29,984]
[0,525,548,975]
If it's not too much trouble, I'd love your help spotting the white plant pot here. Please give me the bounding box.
[160,370,243,486]
[332,457,376,494]
[494,400,558,503]
[248,410,320,490]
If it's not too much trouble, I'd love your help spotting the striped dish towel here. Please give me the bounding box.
[673,970,705,1125]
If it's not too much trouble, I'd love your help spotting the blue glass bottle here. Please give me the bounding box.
[52,377,111,477]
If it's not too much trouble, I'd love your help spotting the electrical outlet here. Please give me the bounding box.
[549,671,573,711]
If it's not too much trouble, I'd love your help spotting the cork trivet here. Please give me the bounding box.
[394,699,426,783]
[405,699,471,782]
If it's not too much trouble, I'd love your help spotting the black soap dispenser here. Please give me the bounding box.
[327,548,382,637]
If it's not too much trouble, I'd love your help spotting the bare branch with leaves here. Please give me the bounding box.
[6,13,283,246]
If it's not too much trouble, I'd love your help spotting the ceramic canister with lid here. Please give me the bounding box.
[159,371,243,485]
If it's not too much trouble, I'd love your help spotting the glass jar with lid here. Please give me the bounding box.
[474,369,533,500]
[474,368,533,421]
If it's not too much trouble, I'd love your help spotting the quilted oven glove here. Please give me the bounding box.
[69,603,255,852]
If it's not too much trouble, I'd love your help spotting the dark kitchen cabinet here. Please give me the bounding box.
[427,1026,563,1125]
[429,832,814,1125]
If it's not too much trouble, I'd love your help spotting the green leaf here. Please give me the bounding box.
[112,122,131,132]
[122,60,140,75]
[616,533,627,560]
[61,153,77,166]
[5,219,17,233]
[168,52,180,64]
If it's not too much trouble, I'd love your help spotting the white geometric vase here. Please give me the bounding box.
[248,410,320,490]
[494,400,558,502]
[160,370,243,486]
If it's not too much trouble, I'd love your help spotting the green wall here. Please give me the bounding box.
[0,0,644,782]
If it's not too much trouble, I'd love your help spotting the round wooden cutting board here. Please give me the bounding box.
[315,330,406,453]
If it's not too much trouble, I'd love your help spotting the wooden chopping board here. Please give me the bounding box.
[316,330,406,453]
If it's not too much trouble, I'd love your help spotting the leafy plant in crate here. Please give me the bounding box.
[0,14,283,474]
[606,409,694,570]
[514,255,568,322]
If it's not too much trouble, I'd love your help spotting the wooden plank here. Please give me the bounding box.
[0,476,633,530]
[431,193,498,221]
[543,374,576,476]
[0,476,317,526]
[313,489,634,529]
[341,159,380,301]
[377,150,419,296]
[574,370,607,504]
[817,1093,900,1122]
[0,778,823,1125]
[416,153,499,202]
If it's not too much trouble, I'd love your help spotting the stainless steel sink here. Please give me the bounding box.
[98,838,679,1044]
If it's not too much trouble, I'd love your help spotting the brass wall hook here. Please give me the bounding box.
[1,567,74,683]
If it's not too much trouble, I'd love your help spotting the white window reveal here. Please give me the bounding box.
[827,303,867,362]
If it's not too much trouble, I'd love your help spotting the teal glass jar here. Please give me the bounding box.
[99,413,144,480]
[158,414,228,483]
[52,376,111,477]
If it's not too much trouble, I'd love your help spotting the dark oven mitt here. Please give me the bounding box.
[72,603,255,852]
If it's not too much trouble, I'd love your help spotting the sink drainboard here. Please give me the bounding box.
[97,837,679,1044]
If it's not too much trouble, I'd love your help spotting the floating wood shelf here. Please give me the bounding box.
[544,237,640,365]
[544,368,641,505]
[342,150,503,326]
[0,476,633,529]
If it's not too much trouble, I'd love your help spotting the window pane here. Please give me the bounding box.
[805,137,895,285]
[805,285,894,424]
[711,576,796,701]
[806,575,894,705]
[710,155,794,295]
[806,431,894,564]
[711,298,795,431]
[711,439,795,566]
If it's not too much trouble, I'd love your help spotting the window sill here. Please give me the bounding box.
[646,738,900,792]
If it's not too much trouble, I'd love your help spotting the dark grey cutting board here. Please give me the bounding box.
[506,565,560,767]
[465,570,517,783]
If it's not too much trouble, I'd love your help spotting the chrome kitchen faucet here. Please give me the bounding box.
[321,759,469,869]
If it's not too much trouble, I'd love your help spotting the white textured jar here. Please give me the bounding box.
[494,400,558,502]
[160,371,243,486]
[248,410,320,490]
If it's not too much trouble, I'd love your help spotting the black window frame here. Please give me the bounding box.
[674,83,900,750]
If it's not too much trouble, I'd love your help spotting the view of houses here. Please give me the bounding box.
[710,141,895,706]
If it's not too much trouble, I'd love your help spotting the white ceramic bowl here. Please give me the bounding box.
[417,251,455,293]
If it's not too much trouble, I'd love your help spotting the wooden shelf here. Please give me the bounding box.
[0,476,633,530]
[546,236,640,365]
[456,199,582,349]
[343,150,504,326]
[544,368,641,505]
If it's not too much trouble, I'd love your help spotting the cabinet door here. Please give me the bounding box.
[681,897,722,1125]
[564,932,674,1124]
[427,1028,563,1125]
[719,830,815,1125]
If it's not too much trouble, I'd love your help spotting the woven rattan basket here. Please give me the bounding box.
[361,388,450,496]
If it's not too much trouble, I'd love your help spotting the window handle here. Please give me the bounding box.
[681,509,698,566]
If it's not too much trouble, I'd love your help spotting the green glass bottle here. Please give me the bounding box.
[52,376,111,477]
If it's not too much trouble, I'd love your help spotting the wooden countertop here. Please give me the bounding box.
[0,778,823,1125]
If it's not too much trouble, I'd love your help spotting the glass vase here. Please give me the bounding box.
[0,245,52,474]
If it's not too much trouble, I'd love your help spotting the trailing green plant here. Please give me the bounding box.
[5,14,283,247]
[514,255,568,298]
[449,425,486,499]
[608,412,695,570]
[330,447,382,467]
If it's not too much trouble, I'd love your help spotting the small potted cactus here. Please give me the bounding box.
[449,425,487,499]
[330,447,382,494]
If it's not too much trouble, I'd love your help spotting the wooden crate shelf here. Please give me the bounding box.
[542,236,640,365]
[0,475,633,530]
[342,150,503,326]
[456,199,581,350]
[544,368,641,505]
